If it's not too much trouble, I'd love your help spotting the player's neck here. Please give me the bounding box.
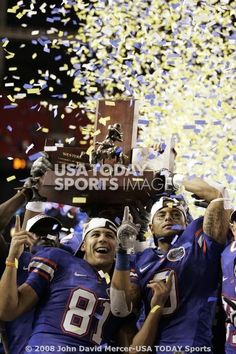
[94,264,113,275]
[157,241,171,253]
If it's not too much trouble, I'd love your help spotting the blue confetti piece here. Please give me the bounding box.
[134,42,142,49]
[54,55,62,61]
[208,297,217,303]
[115,147,123,154]
[195,120,206,125]
[194,129,201,134]
[138,119,149,125]
[225,174,234,183]
[4,105,16,110]
[145,93,156,100]
[46,17,54,23]
[110,39,120,48]
[23,84,33,89]
[148,153,156,160]
[30,104,38,110]
[124,60,132,68]
[183,125,195,129]
[228,32,236,40]
[28,152,43,161]
[171,3,180,9]
[160,143,166,151]
[51,94,64,98]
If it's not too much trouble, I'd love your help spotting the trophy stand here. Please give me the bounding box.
[38,99,176,215]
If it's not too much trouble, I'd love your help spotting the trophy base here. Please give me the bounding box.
[39,170,165,208]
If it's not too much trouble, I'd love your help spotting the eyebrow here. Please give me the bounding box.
[157,209,182,215]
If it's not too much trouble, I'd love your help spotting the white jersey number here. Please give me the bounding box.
[62,288,110,344]
[153,270,178,315]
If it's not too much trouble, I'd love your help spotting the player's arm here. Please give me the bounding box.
[0,189,34,261]
[0,216,38,321]
[110,207,140,317]
[0,189,32,232]
[118,275,173,353]
[0,234,8,261]
[181,176,231,243]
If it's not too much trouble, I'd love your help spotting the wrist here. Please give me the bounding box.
[115,250,130,271]
[150,304,163,314]
[20,188,33,203]
[173,174,185,189]
[6,258,18,269]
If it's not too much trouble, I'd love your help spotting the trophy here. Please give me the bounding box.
[38,99,176,212]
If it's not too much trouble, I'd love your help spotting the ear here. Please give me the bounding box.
[80,241,86,251]
[149,223,153,234]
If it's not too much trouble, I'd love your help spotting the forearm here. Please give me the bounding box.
[203,200,231,243]
[0,190,31,231]
[0,260,19,321]
[183,177,222,202]
[0,234,9,260]
[129,308,162,353]
[110,251,132,317]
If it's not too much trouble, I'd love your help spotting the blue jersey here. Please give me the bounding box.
[25,247,124,353]
[221,240,236,354]
[5,251,34,354]
[131,217,223,354]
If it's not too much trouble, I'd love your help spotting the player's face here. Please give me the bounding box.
[81,227,117,273]
[150,207,186,238]
[34,233,60,248]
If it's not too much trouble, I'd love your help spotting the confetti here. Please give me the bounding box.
[68,125,76,130]
[6,175,16,182]
[65,137,75,144]
[105,101,116,106]
[41,127,49,133]
[72,197,87,204]
[92,129,101,137]
[2,0,235,211]
[99,116,111,126]
[25,143,34,154]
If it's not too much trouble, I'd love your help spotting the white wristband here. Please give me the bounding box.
[173,174,185,189]
[26,201,45,213]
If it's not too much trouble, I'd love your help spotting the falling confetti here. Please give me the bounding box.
[1,0,235,210]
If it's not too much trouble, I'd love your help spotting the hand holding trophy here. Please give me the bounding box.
[117,206,140,253]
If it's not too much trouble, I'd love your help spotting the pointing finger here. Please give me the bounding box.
[15,215,21,233]
[123,206,130,222]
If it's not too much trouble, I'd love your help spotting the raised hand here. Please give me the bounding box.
[30,153,53,178]
[117,206,140,252]
[22,153,53,201]
[8,215,37,260]
[130,200,153,241]
[161,169,185,193]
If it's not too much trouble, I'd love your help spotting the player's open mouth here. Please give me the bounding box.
[95,247,109,254]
